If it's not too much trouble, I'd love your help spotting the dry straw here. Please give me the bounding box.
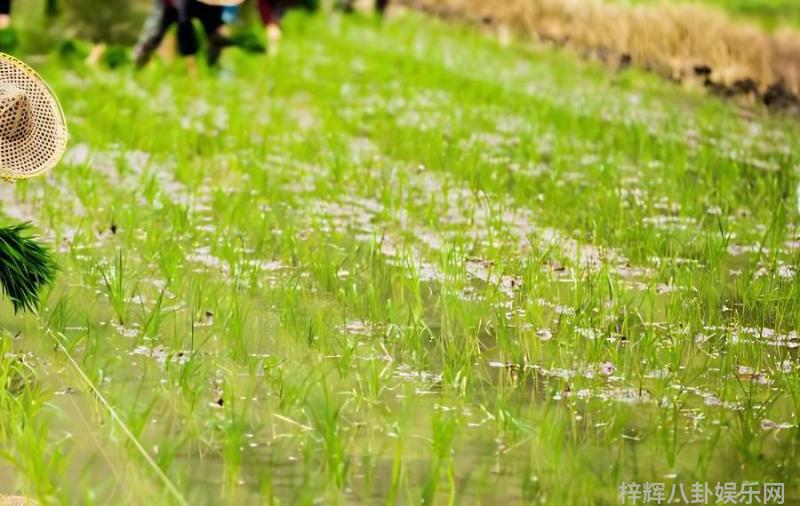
[399,0,800,109]
[0,496,36,506]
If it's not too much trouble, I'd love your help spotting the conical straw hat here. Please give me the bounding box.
[0,53,67,180]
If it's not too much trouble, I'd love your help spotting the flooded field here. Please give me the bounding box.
[1,11,800,505]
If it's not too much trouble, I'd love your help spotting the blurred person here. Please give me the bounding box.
[219,3,267,55]
[180,0,244,65]
[254,0,317,54]
[0,0,18,53]
[336,0,388,16]
[134,0,189,68]
[134,0,241,69]
[255,0,296,55]
[0,0,10,29]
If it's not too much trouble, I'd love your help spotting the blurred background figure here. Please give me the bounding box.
[0,0,17,52]
[256,0,294,55]
[134,0,240,70]
[0,0,11,29]
[336,0,388,16]
[216,3,269,57]
[256,0,319,55]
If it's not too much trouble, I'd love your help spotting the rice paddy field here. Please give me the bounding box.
[2,7,800,505]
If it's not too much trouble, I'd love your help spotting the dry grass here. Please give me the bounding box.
[0,496,35,506]
[397,0,800,109]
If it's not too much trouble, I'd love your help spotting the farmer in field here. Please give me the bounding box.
[0,53,66,312]
[253,0,319,54]
[134,0,243,69]
[253,0,306,55]
[256,0,289,54]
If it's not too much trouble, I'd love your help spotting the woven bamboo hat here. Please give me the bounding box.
[0,53,67,180]
[197,0,245,6]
